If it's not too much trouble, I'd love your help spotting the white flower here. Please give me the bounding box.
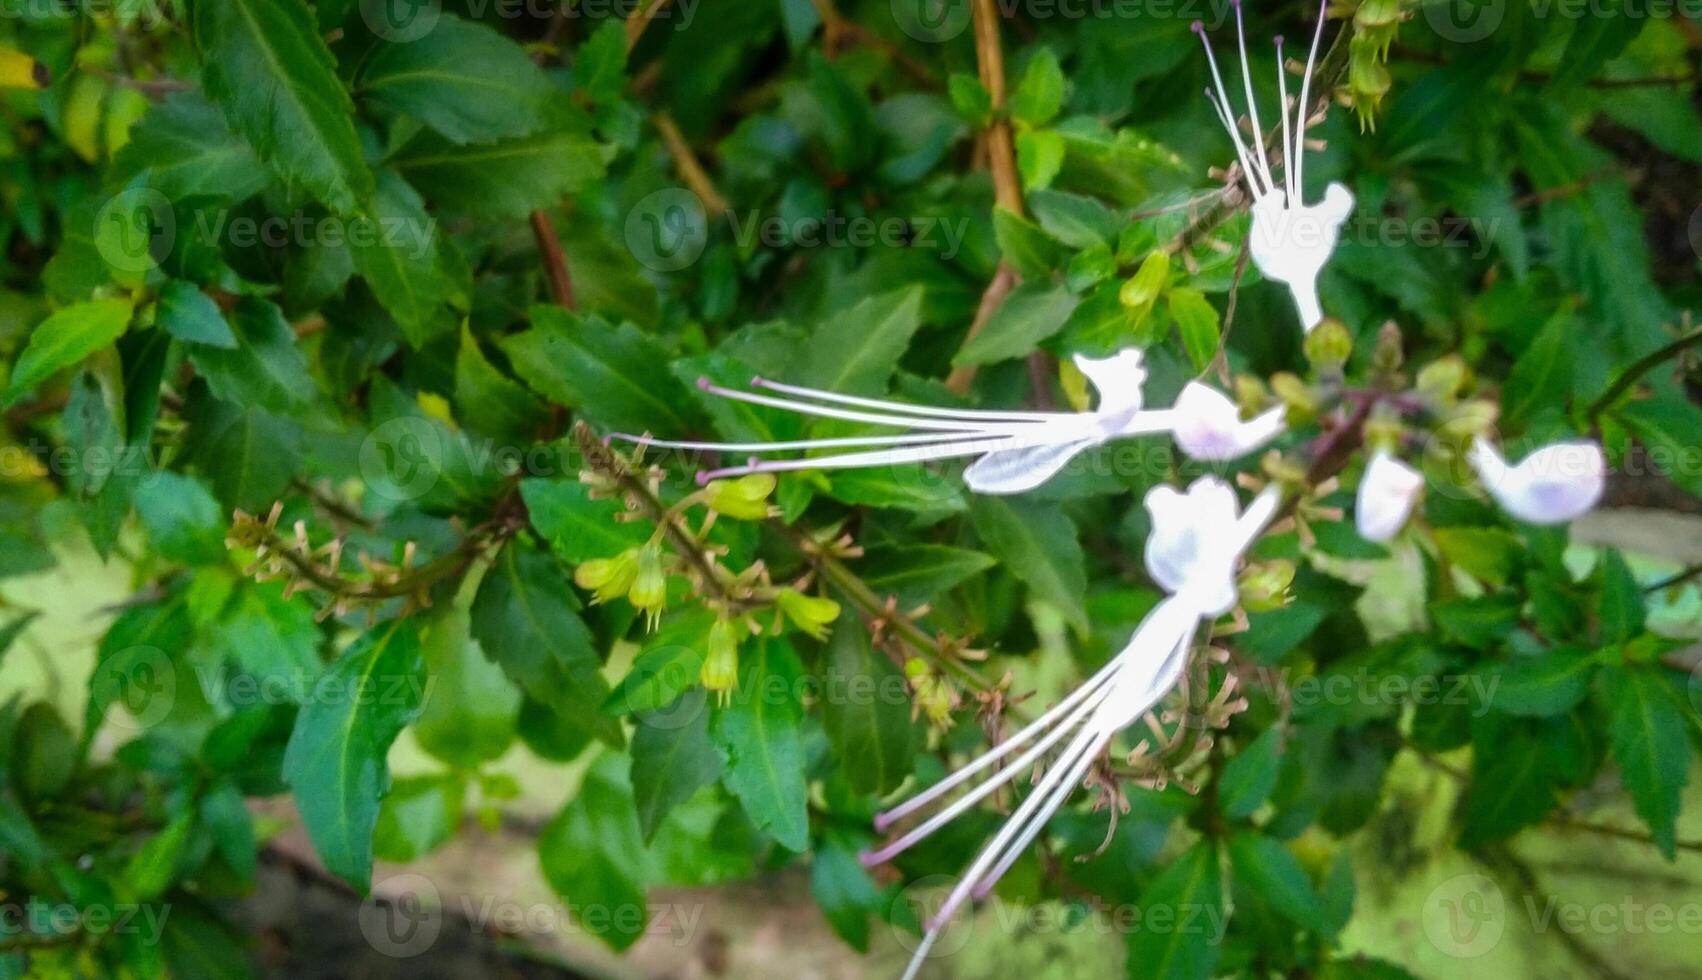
[1195,0,1352,332]
[1467,437,1605,525]
[863,485,1284,980]
[610,349,1286,495]
[1170,382,1288,461]
[1355,450,1423,542]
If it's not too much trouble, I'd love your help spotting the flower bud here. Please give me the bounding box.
[905,658,955,727]
[627,545,668,627]
[575,549,640,605]
[1303,318,1353,374]
[1119,251,1170,311]
[704,474,777,521]
[1269,372,1319,419]
[1238,559,1296,613]
[1234,374,1272,416]
[1416,355,1470,404]
[776,589,840,640]
[701,618,741,697]
[1355,451,1423,542]
[1371,321,1404,376]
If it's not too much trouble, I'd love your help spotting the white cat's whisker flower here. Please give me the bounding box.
[1196,0,1353,333]
[1355,450,1424,542]
[611,349,1287,495]
[1467,437,1605,525]
[873,479,1283,980]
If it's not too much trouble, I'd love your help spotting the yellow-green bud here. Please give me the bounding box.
[904,658,955,727]
[775,589,840,640]
[1234,375,1272,416]
[1270,372,1319,419]
[703,474,777,521]
[574,549,640,605]
[1364,407,1405,455]
[627,546,668,627]
[1416,355,1470,404]
[1119,251,1170,325]
[701,618,741,696]
[1372,321,1405,376]
[1238,559,1296,613]
[1303,318,1353,374]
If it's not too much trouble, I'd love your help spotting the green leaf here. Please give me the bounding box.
[573,20,629,103]
[811,834,888,952]
[133,471,226,565]
[413,607,519,767]
[1219,728,1282,819]
[1125,839,1224,980]
[603,613,714,717]
[1015,128,1065,191]
[1482,648,1594,717]
[993,206,1067,277]
[111,91,268,202]
[947,72,992,125]
[1502,306,1574,427]
[180,389,304,511]
[357,13,553,144]
[1459,721,1559,847]
[538,755,649,950]
[389,126,608,220]
[714,636,810,852]
[855,544,995,606]
[1432,527,1522,586]
[520,478,651,563]
[803,287,925,394]
[4,298,134,407]
[952,281,1080,367]
[1545,0,1644,94]
[124,812,193,901]
[455,327,544,443]
[1228,832,1335,936]
[193,0,373,214]
[502,307,691,435]
[374,774,464,863]
[348,171,463,347]
[1169,288,1220,374]
[1597,549,1646,644]
[1009,48,1065,126]
[820,617,918,796]
[1598,666,1691,858]
[1432,594,1521,648]
[1615,394,1702,498]
[186,298,317,416]
[282,619,426,893]
[200,781,257,878]
[469,540,622,747]
[156,281,236,348]
[970,496,1089,632]
[630,690,722,842]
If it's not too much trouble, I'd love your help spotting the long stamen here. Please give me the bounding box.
[1295,0,1328,197]
[1195,24,1268,198]
[696,378,1042,434]
[859,681,1114,867]
[751,377,1067,424]
[874,652,1130,831]
[610,429,1006,455]
[697,433,1065,482]
[1275,35,1294,202]
[972,726,1112,899]
[1231,0,1276,193]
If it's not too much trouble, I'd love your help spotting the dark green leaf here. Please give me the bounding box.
[820,617,917,796]
[502,307,691,434]
[952,281,1080,367]
[187,298,317,416]
[1125,839,1224,980]
[630,690,722,841]
[1228,832,1335,936]
[156,281,237,348]
[357,14,553,144]
[1219,729,1282,819]
[714,636,810,852]
[1598,666,1691,858]
[970,496,1089,632]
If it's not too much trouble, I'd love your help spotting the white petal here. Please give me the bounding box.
[1143,476,1243,600]
[1172,384,1286,460]
[1356,451,1423,542]
[963,439,1098,494]
[1072,348,1147,418]
[1472,438,1605,525]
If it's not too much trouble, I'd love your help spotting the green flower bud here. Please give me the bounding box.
[1372,321,1405,377]
[1303,318,1354,374]
[1416,355,1470,404]
[701,618,741,697]
[1234,375,1272,416]
[574,548,640,605]
[704,474,777,521]
[1270,372,1319,419]
[1119,251,1170,309]
[775,589,840,640]
[1238,559,1296,613]
[904,658,955,727]
[627,545,668,628]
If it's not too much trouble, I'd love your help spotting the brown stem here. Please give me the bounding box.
[625,0,674,50]
[530,210,577,311]
[945,264,1019,395]
[971,0,1022,217]
[654,111,731,215]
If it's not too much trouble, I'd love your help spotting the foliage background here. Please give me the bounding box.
[1,0,1700,977]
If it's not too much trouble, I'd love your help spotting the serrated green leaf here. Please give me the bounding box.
[1615,394,1702,498]
[282,619,426,893]
[156,281,236,348]
[1598,666,1691,858]
[1169,288,1219,374]
[714,636,810,852]
[630,690,722,841]
[357,13,553,144]
[1009,48,1065,126]
[970,496,1088,632]
[855,544,996,606]
[455,327,544,443]
[1125,839,1223,980]
[602,613,713,717]
[4,298,134,407]
[1482,648,1595,717]
[1597,549,1646,644]
[820,617,917,796]
[993,206,1067,277]
[112,91,268,202]
[389,126,608,219]
[348,171,462,347]
[952,280,1079,367]
[520,478,651,563]
[414,606,519,767]
[502,307,690,434]
[1228,832,1335,936]
[1219,728,1282,819]
[804,287,925,394]
[186,298,317,415]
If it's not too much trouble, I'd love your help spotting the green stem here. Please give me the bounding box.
[1587,326,1702,422]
